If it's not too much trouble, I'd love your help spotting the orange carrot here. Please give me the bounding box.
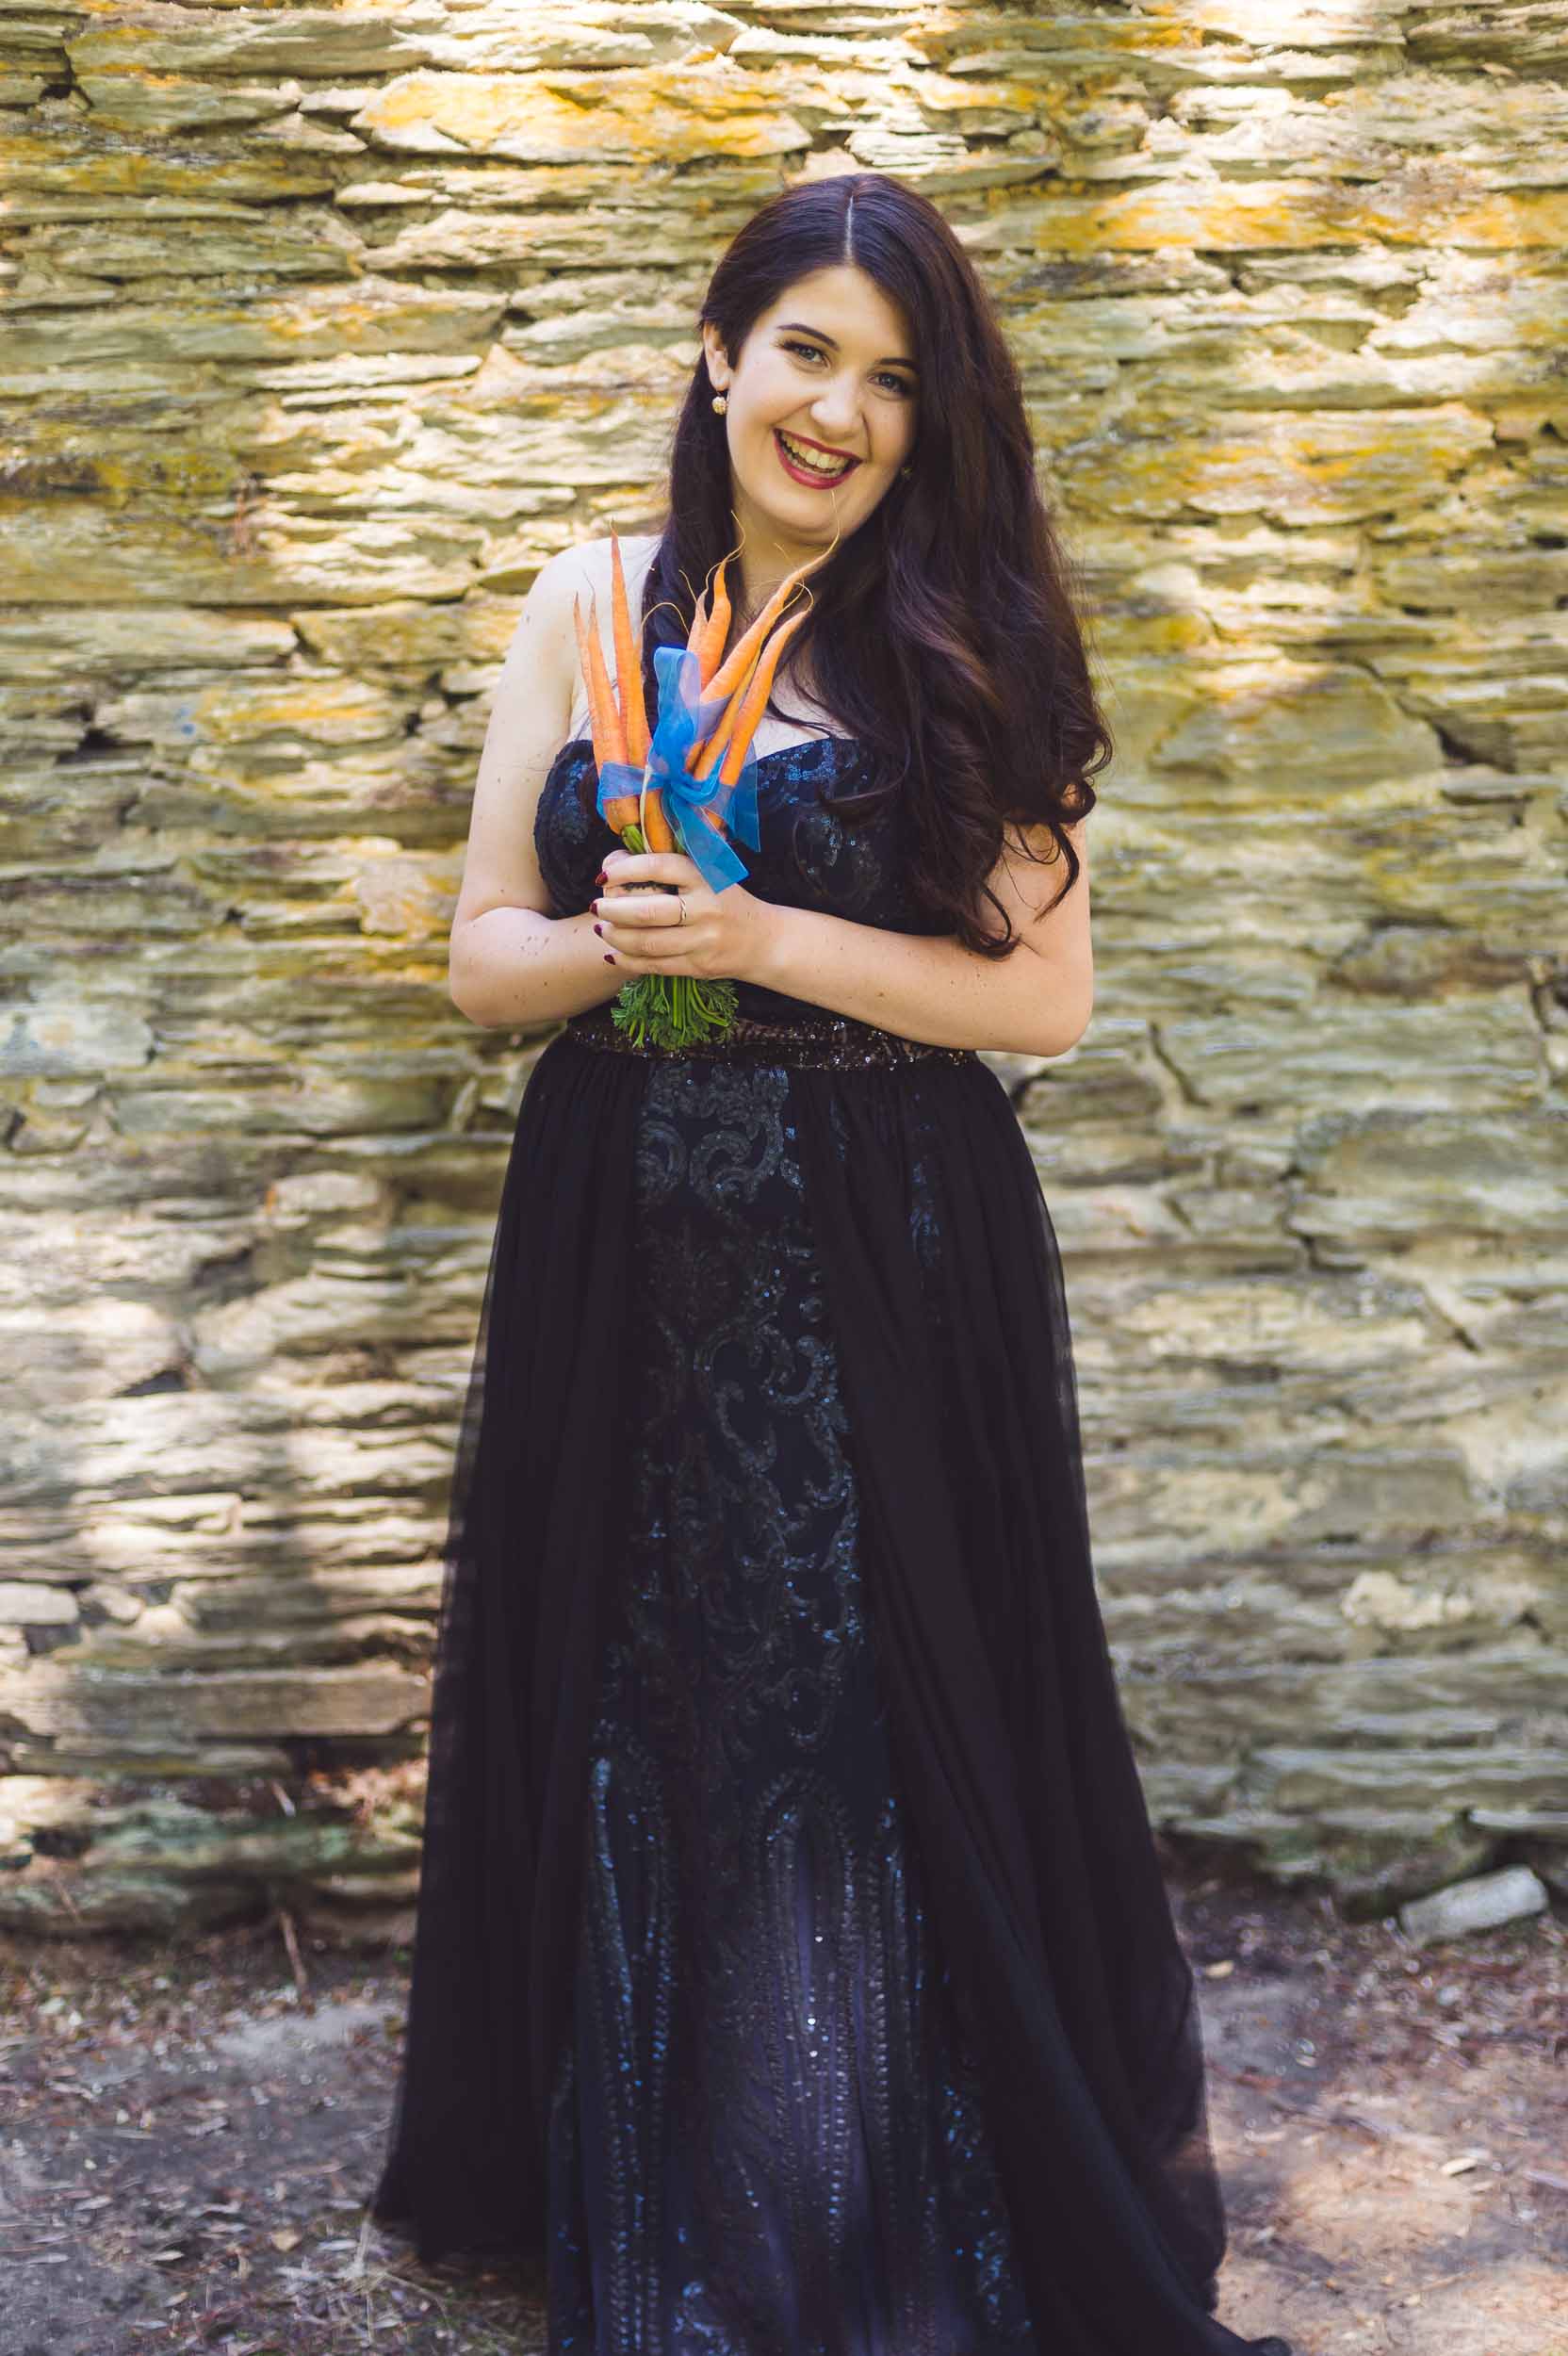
[640,783,678,852]
[685,578,708,661]
[587,591,628,766]
[572,591,639,831]
[689,631,766,782]
[609,532,650,765]
[700,548,825,708]
[689,722,732,786]
[571,592,608,765]
[719,604,811,786]
[576,591,627,766]
[694,550,734,688]
[683,545,736,675]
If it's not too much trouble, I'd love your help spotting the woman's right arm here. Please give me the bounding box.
[447,543,624,1031]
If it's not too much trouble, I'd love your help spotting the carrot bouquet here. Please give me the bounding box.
[572,529,827,1050]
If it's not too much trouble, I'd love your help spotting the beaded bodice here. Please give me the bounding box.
[534,732,954,1032]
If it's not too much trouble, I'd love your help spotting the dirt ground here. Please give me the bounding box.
[1,1848,1563,2356]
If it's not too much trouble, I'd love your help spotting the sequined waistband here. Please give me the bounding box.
[563,1005,977,1071]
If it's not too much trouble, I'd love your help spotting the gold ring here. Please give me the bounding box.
[677,894,686,924]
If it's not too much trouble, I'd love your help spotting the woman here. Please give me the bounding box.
[371,171,1296,2356]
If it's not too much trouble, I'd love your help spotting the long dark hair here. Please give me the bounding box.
[637,170,1109,951]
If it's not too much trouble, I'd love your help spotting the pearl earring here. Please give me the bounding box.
[711,392,727,414]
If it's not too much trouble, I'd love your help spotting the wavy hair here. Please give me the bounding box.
[632,170,1109,952]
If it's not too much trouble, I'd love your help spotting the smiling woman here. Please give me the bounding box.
[370,169,1295,2356]
[708,276,916,541]
[634,186,1105,966]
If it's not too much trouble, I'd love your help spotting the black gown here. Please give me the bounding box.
[370,730,1295,2356]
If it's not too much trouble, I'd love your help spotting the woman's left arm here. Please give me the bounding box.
[594,814,1093,1059]
[758,815,1093,1057]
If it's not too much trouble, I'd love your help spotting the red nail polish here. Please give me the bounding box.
[603,953,616,965]
[593,922,603,936]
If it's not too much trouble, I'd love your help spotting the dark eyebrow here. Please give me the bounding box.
[776,320,918,371]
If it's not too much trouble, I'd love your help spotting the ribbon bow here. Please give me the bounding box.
[595,643,760,894]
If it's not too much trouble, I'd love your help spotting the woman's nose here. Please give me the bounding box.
[811,391,861,438]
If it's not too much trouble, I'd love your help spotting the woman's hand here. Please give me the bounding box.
[590,847,778,985]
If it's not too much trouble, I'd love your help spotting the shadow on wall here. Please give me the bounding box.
[0,986,554,1938]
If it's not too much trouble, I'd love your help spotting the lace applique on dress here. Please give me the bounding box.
[531,732,1037,2343]
[545,1039,1036,2352]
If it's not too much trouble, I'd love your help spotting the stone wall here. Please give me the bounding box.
[2,1,1564,1938]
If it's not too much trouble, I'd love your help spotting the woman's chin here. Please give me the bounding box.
[744,476,872,539]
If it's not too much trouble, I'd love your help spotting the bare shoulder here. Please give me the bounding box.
[552,532,662,602]
[1006,793,1092,856]
[504,536,652,699]
[538,535,664,705]
[497,547,580,720]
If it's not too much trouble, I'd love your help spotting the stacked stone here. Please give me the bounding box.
[1,0,1563,1935]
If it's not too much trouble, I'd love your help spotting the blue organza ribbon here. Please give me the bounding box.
[594,643,760,893]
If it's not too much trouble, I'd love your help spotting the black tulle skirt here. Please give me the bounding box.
[370,1006,1295,2356]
